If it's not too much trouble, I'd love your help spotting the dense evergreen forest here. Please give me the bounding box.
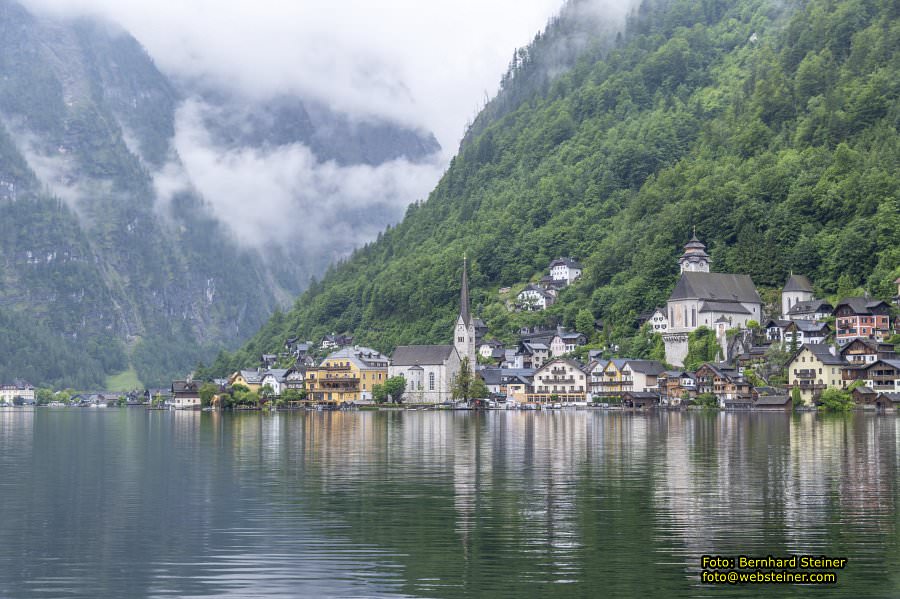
[204,0,899,375]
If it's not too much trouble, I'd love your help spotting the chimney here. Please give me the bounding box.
[829,345,837,356]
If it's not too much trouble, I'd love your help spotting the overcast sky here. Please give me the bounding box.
[23,0,567,151]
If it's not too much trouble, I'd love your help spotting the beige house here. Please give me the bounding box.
[527,358,587,404]
[787,343,847,405]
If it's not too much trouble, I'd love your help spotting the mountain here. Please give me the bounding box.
[208,0,900,374]
[0,0,440,387]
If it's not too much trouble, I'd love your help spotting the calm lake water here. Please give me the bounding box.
[0,408,897,598]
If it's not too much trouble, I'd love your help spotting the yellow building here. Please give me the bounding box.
[786,343,846,405]
[307,346,389,403]
[228,370,263,393]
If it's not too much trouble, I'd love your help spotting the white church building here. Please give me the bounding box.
[663,235,762,366]
[388,258,473,402]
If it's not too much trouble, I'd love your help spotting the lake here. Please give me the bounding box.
[0,408,897,598]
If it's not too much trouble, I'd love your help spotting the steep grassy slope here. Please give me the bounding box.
[209,0,899,373]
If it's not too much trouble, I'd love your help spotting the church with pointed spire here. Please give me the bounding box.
[454,257,477,372]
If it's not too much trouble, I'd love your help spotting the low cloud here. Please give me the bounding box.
[21,0,568,150]
[157,99,444,254]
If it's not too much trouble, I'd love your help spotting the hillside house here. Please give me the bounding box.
[550,328,586,357]
[549,257,583,285]
[648,308,668,333]
[834,298,892,344]
[517,284,556,310]
[321,333,354,350]
[781,274,815,319]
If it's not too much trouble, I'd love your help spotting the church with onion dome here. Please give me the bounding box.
[663,234,763,367]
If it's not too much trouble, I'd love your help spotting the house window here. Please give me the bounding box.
[458,337,464,343]
[429,373,435,391]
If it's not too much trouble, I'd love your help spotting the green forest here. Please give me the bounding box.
[203,0,899,376]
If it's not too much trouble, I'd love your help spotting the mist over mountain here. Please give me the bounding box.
[0,0,445,386]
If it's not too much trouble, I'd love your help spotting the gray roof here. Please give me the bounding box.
[239,370,263,384]
[669,272,761,304]
[550,257,582,269]
[392,345,456,366]
[877,392,900,403]
[263,369,288,381]
[794,320,829,333]
[537,358,587,374]
[623,360,666,376]
[481,368,502,385]
[870,359,900,371]
[699,301,751,315]
[783,274,814,293]
[754,395,791,406]
[327,346,390,368]
[801,343,845,366]
[835,297,891,315]
[787,299,832,315]
[766,319,791,328]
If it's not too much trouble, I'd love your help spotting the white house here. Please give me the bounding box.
[478,339,504,359]
[587,359,608,400]
[621,360,666,393]
[781,274,815,320]
[527,358,588,404]
[517,284,555,310]
[260,369,288,396]
[549,258,583,285]
[550,329,587,357]
[649,308,668,333]
[0,381,34,405]
[389,345,461,403]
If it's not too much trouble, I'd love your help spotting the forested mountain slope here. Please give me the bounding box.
[209,0,899,373]
[0,0,440,387]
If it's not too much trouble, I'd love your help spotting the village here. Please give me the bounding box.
[4,235,898,413]
[157,235,900,413]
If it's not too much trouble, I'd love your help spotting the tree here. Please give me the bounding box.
[199,382,219,407]
[576,308,595,339]
[259,384,275,402]
[452,357,487,402]
[35,388,54,405]
[693,393,719,409]
[373,383,387,404]
[383,376,407,404]
[791,386,802,409]
[685,327,719,371]
[819,388,853,412]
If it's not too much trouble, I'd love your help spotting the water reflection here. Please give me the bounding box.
[0,409,896,597]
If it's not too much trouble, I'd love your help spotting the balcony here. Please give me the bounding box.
[797,381,825,390]
[319,364,352,372]
[794,369,817,379]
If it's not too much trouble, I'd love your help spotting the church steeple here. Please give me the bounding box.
[679,231,710,273]
[460,255,471,326]
[454,257,476,372]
